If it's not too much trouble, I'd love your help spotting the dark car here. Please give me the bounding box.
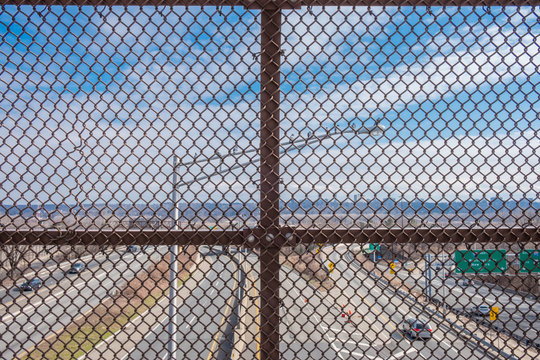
[19,278,43,291]
[68,262,85,274]
[401,318,433,340]
[127,245,140,253]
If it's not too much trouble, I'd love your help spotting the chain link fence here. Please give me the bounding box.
[0,2,539,360]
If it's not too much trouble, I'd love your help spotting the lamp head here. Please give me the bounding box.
[369,124,386,136]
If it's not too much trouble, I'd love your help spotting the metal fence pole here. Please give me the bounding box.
[168,155,180,359]
[425,253,432,299]
[259,6,282,360]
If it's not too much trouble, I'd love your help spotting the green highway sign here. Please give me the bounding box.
[368,243,380,251]
[363,243,380,253]
[455,250,507,274]
[519,250,540,273]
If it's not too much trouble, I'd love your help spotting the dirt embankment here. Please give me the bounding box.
[281,251,334,291]
[114,246,198,307]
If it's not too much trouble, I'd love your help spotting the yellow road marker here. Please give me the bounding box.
[249,270,260,360]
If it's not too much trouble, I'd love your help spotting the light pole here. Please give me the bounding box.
[177,123,386,188]
[425,253,432,300]
[167,121,385,356]
[168,155,180,359]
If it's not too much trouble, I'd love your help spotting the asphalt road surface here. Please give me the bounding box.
[121,251,244,360]
[0,248,162,359]
[397,264,540,345]
[271,248,511,360]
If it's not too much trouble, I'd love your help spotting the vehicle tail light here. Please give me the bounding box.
[413,328,420,332]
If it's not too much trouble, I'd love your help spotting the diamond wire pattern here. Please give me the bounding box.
[0,3,538,360]
[278,5,539,360]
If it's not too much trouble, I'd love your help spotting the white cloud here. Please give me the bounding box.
[279,129,540,202]
[1,6,538,205]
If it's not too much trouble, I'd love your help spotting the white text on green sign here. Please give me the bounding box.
[454,250,507,274]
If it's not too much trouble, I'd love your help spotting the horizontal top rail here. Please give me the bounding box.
[3,0,539,8]
[1,227,538,246]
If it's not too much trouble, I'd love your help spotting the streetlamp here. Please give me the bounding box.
[167,121,385,357]
[176,122,386,188]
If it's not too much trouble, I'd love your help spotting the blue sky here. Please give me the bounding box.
[0,5,538,205]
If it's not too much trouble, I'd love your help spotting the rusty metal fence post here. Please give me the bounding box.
[259,6,282,360]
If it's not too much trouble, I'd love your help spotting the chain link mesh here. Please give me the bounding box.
[0,3,539,360]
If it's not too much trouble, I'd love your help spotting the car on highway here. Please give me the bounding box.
[127,245,140,253]
[401,318,433,340]
[469,304,490,317]
[68,262,85,274]
[19,278,43,292]
[458,278,470,286]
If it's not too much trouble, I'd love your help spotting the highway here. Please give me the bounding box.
[120,249,245,359]
[229,246,495,360]
[1,249,131,310]
[273,258,488,359]
[395,262,540,346]
[10,244,534,359]
[0,247,163,359]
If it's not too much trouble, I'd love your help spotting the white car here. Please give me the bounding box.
[470,304,490,317]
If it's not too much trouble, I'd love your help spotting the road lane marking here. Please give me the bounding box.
[121,314,170,360]
[331,342,346,360]
[14,257,153,359]
[347,349,379,359]
[16,296,102,359]
[206,265,239,360]
[323,335,370,347]
[431,333,459,357]
[390,347,417,359]
[109,258,212,360]
[351,256,498,358]
[0,252,119,312]
[285,278,380,359]
[2,269,112,322]
[290,274,387,335]
[336,264,405,341]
